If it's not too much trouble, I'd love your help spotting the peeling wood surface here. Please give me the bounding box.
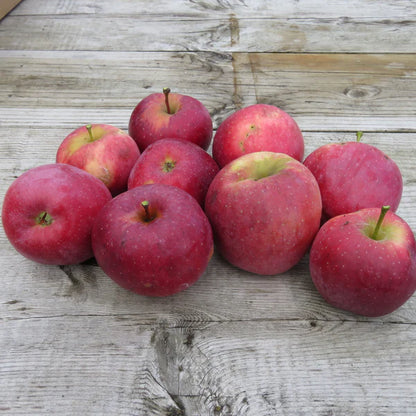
[1,1,416,415]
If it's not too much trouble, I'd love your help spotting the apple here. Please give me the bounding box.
[128,88,213,151]
[212,103,304,168]
[303,132,403,219]
[309,206,416,317]
[204,151,322,275]
[128,138,219,206]
[56,123,140,196]
[2,163,112,265]
[92,184,214,296]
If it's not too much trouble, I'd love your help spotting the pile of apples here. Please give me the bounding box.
[3,89,416,317]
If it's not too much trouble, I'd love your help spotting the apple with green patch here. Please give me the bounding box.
[2,163,112,265]
[303,132,403,219]
[309,206,416,317]
[205,151,322,275]
[128,138,219,206]
[128,88,213,151]
[92,184,214,296]
[212,103,304,168]
[56,124,140,196]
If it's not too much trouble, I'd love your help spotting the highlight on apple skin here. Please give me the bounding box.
[204,151,322,275]
[2,163,112,265]
[309,206,416,317]
[92,183,214,297]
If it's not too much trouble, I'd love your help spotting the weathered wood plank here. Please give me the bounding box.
[0,316,415,415]
[1,10,415,53]
[1,51,415,131]
[10,0,416,20]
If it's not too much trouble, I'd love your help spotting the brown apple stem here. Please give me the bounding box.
[163,87,171,114]
[86,124,94,142]
[356,131,363,142]
[371,205,390,240]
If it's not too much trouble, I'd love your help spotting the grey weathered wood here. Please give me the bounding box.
[1,0,416,53]
[1,51,416,131]
[0,316,415,415]
[1,0,416,415]
[9,0,416,19]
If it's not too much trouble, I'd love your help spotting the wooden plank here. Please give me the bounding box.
[10,0,416,20]
[1,10,415,53]
[0,316,415,415]
[1,51,415,131]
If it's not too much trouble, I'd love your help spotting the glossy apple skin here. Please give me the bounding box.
[2,164,112,265]
[128,92,213,151]
[303,142,403,219]
[309,208,416,317]
[128,138,219,206]
[204,151,322,275]
[56,124,140,196]
[92,184,214,297]
[212,104,304,168]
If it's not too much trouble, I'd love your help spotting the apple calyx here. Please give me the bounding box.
[162,159,176,173]
[371,205,390,240]
[140,200,156,223]
[86,124,95,142]
[163,87,172,114]
[356,131,363,142]
[35,211,53,226]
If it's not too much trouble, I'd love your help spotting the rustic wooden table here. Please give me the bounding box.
[1,1,416,415]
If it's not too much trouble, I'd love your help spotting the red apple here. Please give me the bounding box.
[204,151,322,275]
[303,132,403,219]
[212,103,304,168]
[92,184,214,296]
[2,164,112,265]
[56,124,140,196]
[128,88,213,151]
[128,138,219,206]
[309,206,416,317]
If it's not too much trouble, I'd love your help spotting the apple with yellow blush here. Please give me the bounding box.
[56,124,140,196]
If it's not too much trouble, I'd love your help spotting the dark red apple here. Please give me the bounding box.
[309,206,416,317]
[128,138,219,206]
[2,164,112,265]
[92,184,214,296]
[128,88,213,151]
[303,132,403,219]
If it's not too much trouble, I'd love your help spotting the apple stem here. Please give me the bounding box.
[163,87,171,114]
[356,131,363,142]
[36,211,53,226]
[371,205,390,240]
[86,124,94,142]
[141,200,153,222]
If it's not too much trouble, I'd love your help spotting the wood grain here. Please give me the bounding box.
[0,316,415,415]
[1,0,416,415]
[1,51,415,131]
[1,0,416,53]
